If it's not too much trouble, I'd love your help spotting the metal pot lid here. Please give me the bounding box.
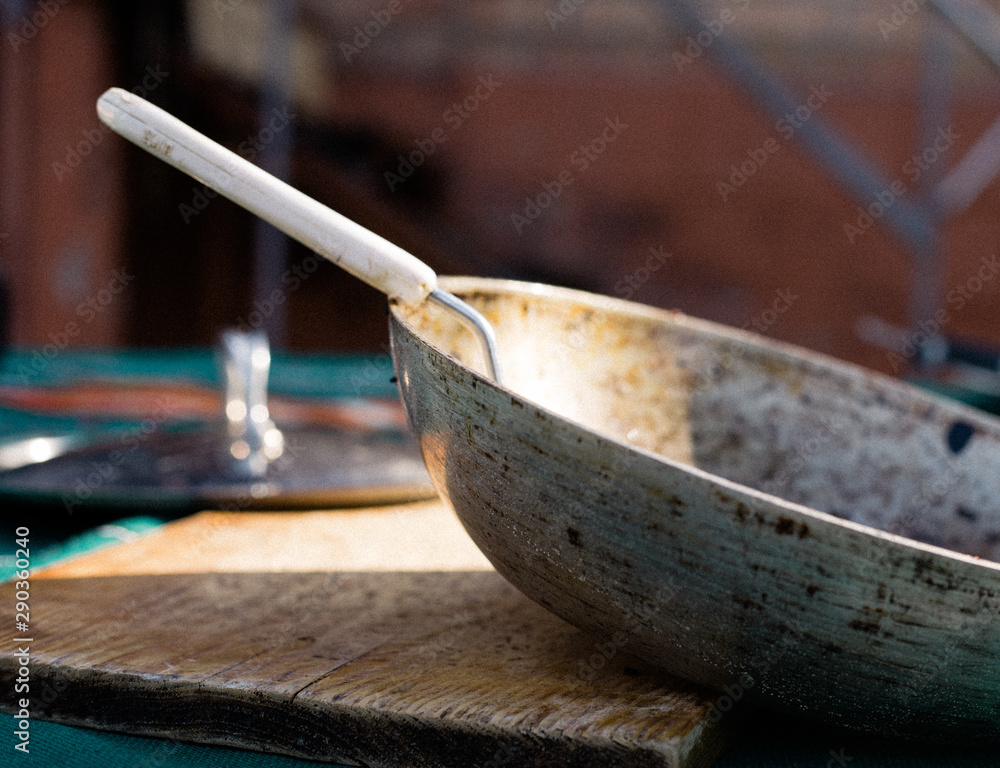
[0,422,434,510]
[0,331,434,510]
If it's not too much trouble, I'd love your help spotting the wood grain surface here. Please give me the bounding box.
[1,502,727,768]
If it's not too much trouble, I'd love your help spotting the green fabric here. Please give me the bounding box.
[9,713,1000,767]
[0,347,398,398]
[909,377,1000,416]
[10,720,349,767]
[0,348,397,444]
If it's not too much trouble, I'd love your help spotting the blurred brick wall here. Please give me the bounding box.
[0,0,126,350]
[4,0,999,375]
[316,0,1000,374]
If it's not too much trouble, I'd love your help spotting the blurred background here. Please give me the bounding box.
[1,0,999,383]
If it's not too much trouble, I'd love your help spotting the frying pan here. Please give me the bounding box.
[97,89,1000,742]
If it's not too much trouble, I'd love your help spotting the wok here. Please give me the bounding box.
[97,89,1000,742]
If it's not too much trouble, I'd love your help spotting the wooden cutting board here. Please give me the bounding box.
[0,502,727,767]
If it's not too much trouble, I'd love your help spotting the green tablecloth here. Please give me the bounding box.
[8,698,1000,768]
[3,349,999,767]
[0,347,398,439]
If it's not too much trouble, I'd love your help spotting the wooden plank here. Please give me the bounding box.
[1,502,727,768]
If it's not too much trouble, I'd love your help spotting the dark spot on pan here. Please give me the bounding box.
[566,527,581,546]
[955,506,978,522]
[849,619,880,635]
[806,585,820,597]
[622,667,642,676]
[668,495,687,511]
[713,489,735,506]
[946,421,975,454]
[775,518,796,535]
[821,642,845,655]
[734,503,750,523]
[732,595,763,611]
[774,517,810,538]
[389,376,398,384]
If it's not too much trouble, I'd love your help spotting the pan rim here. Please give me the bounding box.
[391,275,1000,574]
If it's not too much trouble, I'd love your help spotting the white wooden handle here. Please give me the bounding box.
[96,88,437,305]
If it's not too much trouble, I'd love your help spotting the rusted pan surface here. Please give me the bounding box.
[390,277,1000,743]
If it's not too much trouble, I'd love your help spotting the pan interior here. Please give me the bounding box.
[396,281,1000,563]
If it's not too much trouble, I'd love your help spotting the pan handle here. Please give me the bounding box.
[96,88,502,381]
[97,88,435,305]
